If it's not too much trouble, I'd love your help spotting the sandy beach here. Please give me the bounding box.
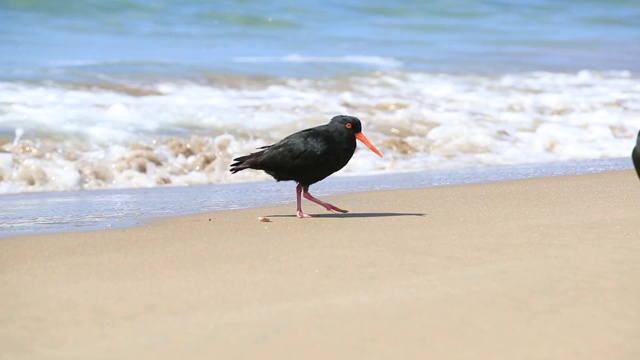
[1,170,639,359]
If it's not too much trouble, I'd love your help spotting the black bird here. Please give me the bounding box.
[230,115,383,218]
[633,130,640,179]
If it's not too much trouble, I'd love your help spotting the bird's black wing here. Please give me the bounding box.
[256,127,347,183]
[229,126,326,174]
[229,121,356,185]
[259,127,335,170]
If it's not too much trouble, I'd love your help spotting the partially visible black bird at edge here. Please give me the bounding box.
[230,115,383,218]
[633,129,640,180]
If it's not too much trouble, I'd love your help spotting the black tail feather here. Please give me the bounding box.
[229,154,254,174]
[229,147,270,174]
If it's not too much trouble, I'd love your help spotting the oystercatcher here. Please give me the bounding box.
[230,115,383,218]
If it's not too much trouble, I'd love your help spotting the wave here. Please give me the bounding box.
[0,70,638,194]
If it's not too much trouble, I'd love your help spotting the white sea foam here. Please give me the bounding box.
[0,70,638,193]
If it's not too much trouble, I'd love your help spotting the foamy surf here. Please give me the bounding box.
[1,70,638,194]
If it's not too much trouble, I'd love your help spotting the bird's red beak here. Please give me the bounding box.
[355,132,383,158]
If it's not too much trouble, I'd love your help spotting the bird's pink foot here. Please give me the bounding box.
[324,204,348,214]
[296,211,315,218]
[302,188,348,214]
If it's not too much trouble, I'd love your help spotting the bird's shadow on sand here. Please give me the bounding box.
[265,212,426,219]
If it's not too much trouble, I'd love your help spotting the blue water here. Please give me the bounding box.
[2,0,640,82]
[0,0,638,195]
[1,2,638,235]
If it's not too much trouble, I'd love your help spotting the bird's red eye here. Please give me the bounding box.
[345,123,353,129]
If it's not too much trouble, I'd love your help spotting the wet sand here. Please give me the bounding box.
[1,171,639,359]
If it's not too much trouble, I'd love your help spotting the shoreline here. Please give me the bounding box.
[2,170,639,359]
[1,157,633,239]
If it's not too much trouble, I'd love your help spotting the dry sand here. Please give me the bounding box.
[1,170,639,359]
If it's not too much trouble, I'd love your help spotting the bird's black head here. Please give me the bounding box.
[329,115,362,134]
[328,115,383,158]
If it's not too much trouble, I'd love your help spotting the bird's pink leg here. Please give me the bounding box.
[296,184,313,218]
[303,186,348,214]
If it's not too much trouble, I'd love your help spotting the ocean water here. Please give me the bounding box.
[1,0,640,194]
